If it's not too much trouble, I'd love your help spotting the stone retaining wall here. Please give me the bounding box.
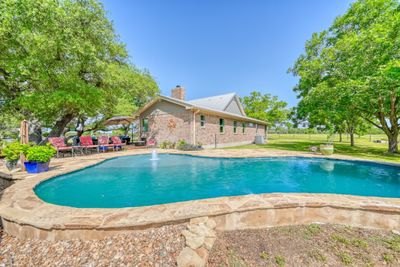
[1,194,399,241]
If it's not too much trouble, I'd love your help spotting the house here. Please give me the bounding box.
[133,85,268,148]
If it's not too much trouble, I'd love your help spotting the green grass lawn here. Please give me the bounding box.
[230,134,400,163]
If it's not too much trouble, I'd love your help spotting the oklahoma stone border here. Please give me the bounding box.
[0,148,399,241]
[177,216,217,267]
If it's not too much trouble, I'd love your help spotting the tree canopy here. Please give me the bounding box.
[241,91,289,128]
[290,0,400,152]
[0,0,158,139]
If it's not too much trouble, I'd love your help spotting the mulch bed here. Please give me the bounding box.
[208,224,400,266]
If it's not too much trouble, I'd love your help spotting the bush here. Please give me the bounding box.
[175,139,187,150]
[1,142,28,161]
[25,143,56,163]
[175,139,203,151]
[159,140,174,149]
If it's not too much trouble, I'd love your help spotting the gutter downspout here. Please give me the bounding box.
[193,109,200,145]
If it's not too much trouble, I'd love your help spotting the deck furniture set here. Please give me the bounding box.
[48,136,126,157]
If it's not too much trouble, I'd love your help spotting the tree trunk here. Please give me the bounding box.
[387,131,399,153]
[350,133,355,146]
[76,117,85,137]
[48,113,75,137]
[346,121,355,146]
[29,125,42,144]
[339,132,342,142]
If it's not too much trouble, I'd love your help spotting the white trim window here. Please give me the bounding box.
[219,118,225,133]
[200,114,206,128]
[142,118,149,132]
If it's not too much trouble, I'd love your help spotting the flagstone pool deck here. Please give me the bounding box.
[0,148,399,241]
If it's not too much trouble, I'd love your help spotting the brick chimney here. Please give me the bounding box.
[171,85,185,100]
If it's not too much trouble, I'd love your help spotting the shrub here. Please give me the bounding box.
[159,140,174,149]
[25,143,56,163]
[175,140,203,151]
[175,139,187,150]
[1,142,28,161]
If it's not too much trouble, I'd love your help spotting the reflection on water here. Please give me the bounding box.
[320,161,335,172]
[151,160,159,171]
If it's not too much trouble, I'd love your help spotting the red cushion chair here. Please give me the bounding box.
[79,136,99,154]
[111,136,126,151]
[147,139,157,147]
[48,137,75,157]
[98,136,114,152]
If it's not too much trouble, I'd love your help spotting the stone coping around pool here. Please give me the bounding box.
[0,148,400,240]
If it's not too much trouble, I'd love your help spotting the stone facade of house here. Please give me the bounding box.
[139,100,266,148]
[194,113,265,148]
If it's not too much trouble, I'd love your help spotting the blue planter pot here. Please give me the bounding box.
[24,161,50,173]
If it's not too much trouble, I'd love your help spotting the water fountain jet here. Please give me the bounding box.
[150,149,159,161]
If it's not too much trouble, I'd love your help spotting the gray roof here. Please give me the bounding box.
[187,93,236,111]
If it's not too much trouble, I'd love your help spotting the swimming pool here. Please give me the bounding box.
[34,154,400,208]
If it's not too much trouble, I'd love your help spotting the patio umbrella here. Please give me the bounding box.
[104,116,136,142]
[104,116,135,126]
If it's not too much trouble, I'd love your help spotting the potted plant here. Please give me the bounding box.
[320,133,335,155]
[320,143,334,155]
[23,144,56,173]
[1,142,26,171]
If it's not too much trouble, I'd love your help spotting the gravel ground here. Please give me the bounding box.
[1,223,399,266]
[208,224,400,266]
[0,224,186,266]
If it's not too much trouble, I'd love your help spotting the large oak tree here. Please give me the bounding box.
[290,0,400,152]
[0,0,158,138]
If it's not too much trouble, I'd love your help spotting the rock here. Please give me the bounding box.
[203,237,216,250]
[195,247,209,260]
[176,247,205,267]
[205,219,216,230]
[182,230,204,250]
[187,224,216,238]
[392,229,400,236]
[190,217,209,225]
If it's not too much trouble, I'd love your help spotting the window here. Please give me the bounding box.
[242,122,246,134]
[233,121,238,134]
[256,124,258,134]
[142,118,149,132]
[200,115,206,128]
[219,118,225,133]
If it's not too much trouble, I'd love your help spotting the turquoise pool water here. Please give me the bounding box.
[34,154,400,208]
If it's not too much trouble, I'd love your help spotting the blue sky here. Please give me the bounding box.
[101,0,353,107]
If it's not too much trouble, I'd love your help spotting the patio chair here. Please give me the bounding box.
[79,136,99,154]
[147,138,157,148]
[48,137,75,157]
[111,136,126,151]
[98,136,114,152]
